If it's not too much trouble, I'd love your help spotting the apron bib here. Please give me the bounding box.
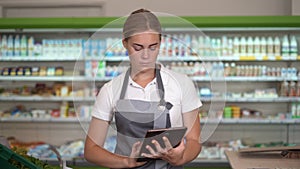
[114,66,183,169]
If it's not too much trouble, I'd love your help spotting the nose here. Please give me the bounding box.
[141,49,150,59]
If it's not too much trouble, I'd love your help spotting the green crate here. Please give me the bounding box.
[0,144,41,169]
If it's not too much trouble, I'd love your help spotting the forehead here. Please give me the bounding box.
[127,31,160,44]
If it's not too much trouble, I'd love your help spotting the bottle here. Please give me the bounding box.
[166,36,173,57]
[267,36,274,59]
[172,35,179,56]
[230,62,236,76]
[179,34,185,56]
[291,103,297,118]
[296,81,300,97]
[228,38,233,56]
[260,37,267,57]
[289,81,296,97]
[184,34,191,56]
[274,36,281,57]
[290,35,298,59]
[7,35,13,57]
[221,36,228,56]
[13,35,20,56]
[198,35,205,56]
[28,36,35,57]
[281,35,290,59]
[280,81,289,97]
[240,36,246,56]
[224,63,230,76]
[20,35,27,56]
[254,36,261,56]
[191,35,198,56]
[204,36,211,56]
[1,35,7,57]
[233,36,240,56]
[247,36,254,56]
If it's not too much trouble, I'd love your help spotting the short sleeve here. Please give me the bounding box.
[181,75,202,113]
[92,83,114,121]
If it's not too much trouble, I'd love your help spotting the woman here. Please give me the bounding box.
[84,9,202,169]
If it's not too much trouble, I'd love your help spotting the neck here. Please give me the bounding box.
[131,68,156,88]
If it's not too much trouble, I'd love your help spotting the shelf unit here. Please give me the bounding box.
[1,16,300,167]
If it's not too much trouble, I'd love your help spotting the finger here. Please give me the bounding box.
[162,136,173,150]
[151,139,164,153]
[145,144,157,155]
[130,141,141,158]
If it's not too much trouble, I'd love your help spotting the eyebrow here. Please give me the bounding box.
[133,43,159,47]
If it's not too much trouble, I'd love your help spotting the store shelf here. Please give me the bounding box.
[0,96,94,102]
[1,55,299,62]
[1,117,299,124]
[1,96,298,103]
[201,97,300,102]
[0,117,90,123]
[200,118,300,124]
[0,56,83,61]
[1,76,298,82]
[191,76,299,81]
[0,76,113,81]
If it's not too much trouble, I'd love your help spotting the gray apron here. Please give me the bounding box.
[114,66,183,169]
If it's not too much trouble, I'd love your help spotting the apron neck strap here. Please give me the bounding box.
[119,64,165,105]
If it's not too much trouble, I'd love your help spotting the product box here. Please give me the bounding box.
[225,146,300,169]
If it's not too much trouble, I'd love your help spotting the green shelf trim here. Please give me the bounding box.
[0,16,300,29]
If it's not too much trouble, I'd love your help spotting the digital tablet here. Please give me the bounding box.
[137,126,187,162]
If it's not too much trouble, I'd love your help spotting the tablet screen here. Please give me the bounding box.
[137,127,187,162]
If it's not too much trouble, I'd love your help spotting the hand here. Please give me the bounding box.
[141,137,185,166]
[126,141,147,168]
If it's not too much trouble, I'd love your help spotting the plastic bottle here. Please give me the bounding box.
[296,81,300,97]
[198,35,205,56]
[274,36,281,57]
[28,36,35,57]
[191,35,198,56]
[254,36,261,56]
[240,37,246,56]
[221,36,228,56]
[172,35,179,56]
[204,36,211,56]
[267,36,274,59]
[228,38,233,56]
[7,35,13,57]
[290,35,298,59]
[224,62,230,76]
[166,36,173,57]
[289,81,297,97]
[280,81,289,97]
[20,35,27,56]
[230,62,236,76]
[14,35,21,56]
[247,36,254,56]
[184,34,191,56]
[233,36,240,56]
[291,103,297,118]
[260,37,267,57]
[179,34,185,57]
[1,35,7,57]
[281,35,290,59]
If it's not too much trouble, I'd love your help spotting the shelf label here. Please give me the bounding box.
[275,56,282,60]
[239,56,256,61]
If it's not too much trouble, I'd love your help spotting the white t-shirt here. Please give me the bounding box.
[92,64,202,127]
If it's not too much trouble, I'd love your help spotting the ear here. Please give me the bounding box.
[122,39,128,49]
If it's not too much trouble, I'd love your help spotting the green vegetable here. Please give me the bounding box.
[9,147,54,169]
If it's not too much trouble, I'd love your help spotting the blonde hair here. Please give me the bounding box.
[123,9,162,41]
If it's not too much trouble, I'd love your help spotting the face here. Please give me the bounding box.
[123,31,160,72]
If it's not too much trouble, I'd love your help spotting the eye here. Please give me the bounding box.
[133,45,143,51]
[149,45,157,51]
